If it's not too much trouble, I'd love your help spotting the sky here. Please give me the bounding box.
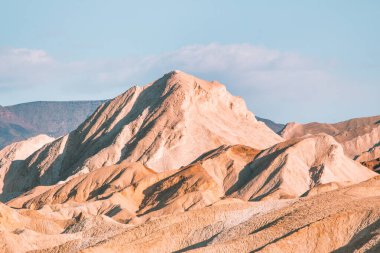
[0,0,379,123]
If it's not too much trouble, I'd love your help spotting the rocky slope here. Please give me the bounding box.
[1,101,279,151]
[8,145,259,222]
[8,135,375,226]
[1,176,379,252]
[229,134,376,201]
[1,71,282,198]
[80,176,380,253]
[355,143,380,172]
[280,115,380,158]
[281,115,380,173]
[0,71,378,253]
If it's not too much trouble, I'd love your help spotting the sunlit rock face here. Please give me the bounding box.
[0,71,379,253]
[2,71,281,197]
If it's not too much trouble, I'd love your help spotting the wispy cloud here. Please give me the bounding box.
[0,44,376,122]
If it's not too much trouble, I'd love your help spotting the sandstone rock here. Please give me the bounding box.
[2,71,282,198]
[280,115,380,158]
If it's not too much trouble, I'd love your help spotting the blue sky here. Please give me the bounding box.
[0,0,379,123]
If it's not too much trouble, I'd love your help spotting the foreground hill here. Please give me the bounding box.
[0,71,282,199]
[2,176,380,252]
[81,176,380,253]
[9,135,375,225]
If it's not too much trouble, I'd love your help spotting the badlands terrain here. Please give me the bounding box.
[0,71,379,252]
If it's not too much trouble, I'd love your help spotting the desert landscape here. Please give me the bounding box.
[1,1,379,252]
[0,71,379,252]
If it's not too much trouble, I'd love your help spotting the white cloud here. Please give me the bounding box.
[0,44,325,89]
[0,48,56,88]
[8,48,53,64]
[0,44,375,123]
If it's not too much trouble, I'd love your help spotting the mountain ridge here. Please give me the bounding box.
[0,71,378,252]
[0,71,282,199]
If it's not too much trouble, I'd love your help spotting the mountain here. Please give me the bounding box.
[232,134,375,200]
[280,115,380,158]
[5,101,105,137]
[0,71,282,199]
[256,116,285,133]
[1,100,281,150]
[9,135,375,225]
[280,115,380,172]
[0,106,36,149]
[0,71,379,253]
[0,101,104,149]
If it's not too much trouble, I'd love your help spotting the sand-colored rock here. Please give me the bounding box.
[0,72,378,253]
[2,71,282,199]
[0,201,79,253]
[75,176,380,253]
[191,176,380,253]
[0,135,54,199]
[355,143,380,172]
[280,115,380,158]
[0,136,377,252]
[133,145,261,219]
[9,145,259,223]
[0,135,54,162]
[230,134,376,201]
[0,135,66,201]
[9,138,375,228]
[361,158,380,173]
[2,177,380,252]
[18,161,155,208]
[0,201,130,253]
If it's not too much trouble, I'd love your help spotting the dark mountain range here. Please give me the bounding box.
[0,101,104,148]
[256,116,285,133]
[0,106,35,148]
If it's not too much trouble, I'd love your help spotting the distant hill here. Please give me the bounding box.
[256,116,285,133]
[0,101,104,148]
[280,115,380,158]
[0,106,36,148]
[280,115,380,172]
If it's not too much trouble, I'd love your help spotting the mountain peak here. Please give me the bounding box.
[2,72,282,197]
[150,70,224,93]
